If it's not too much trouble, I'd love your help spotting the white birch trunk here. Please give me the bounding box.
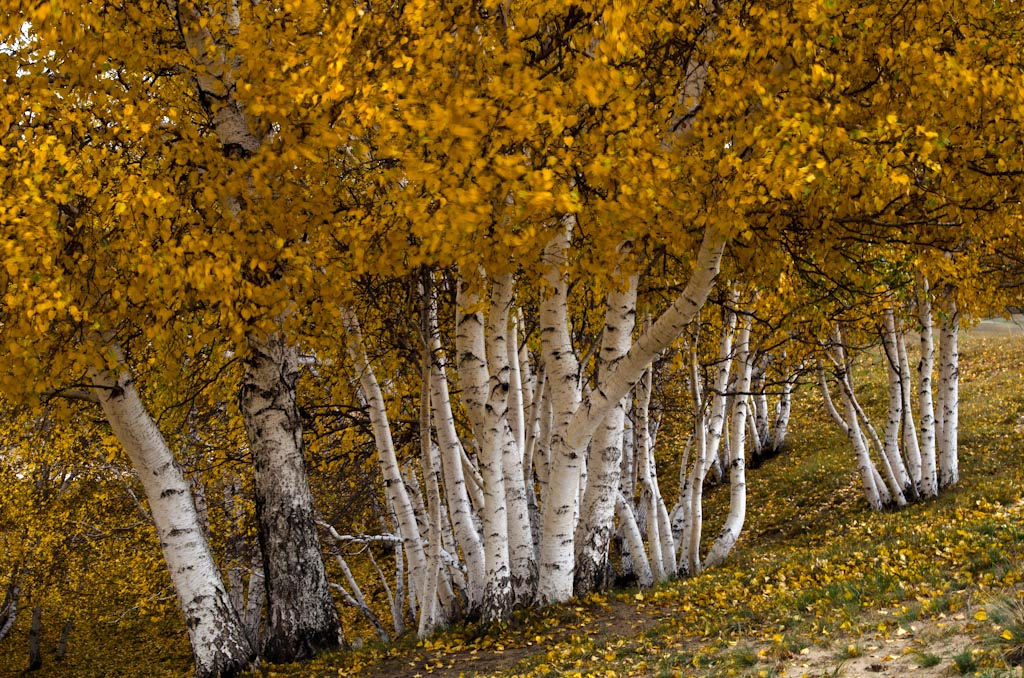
[769,373,796,453]
[829,326,905,506]
[753,359,770,449]
[331,554,390,644]
[677,344,704,571]
[425,296,487,611]
[536,218,585,604]
[341,308,433,616]
[881,310,914,498]
[651,457,676,576]
[574,271,638,594]
[523,370,545,549]
[485,276,537,606]
[686,303,737,575]
[669,434,693,548]
[937,301,959,488]
[915,274,939,497]
[509,314,527,457]
[819,364,885,511]
[746,408,761,459]
[175,2,338,659]
[91,361,253,677]
[615,493,654,588]
[704,314,753,568]
[539,227,725,601]
[634,368,666,581]
[240,335,340,660]
[637,366,677,576]
[460,446,487,515]
[896,327,922,489]
[417,354,447,635]
[455,274,514,620]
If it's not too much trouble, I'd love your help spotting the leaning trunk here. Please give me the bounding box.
[538,225,725,603]
[92,361,253,678]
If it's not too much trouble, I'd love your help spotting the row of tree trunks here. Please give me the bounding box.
[820,280,960,511]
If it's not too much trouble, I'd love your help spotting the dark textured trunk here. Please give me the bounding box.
[573,544,612,594]
[27,605,42,672]
[56,618,71,661]
[241,334,340,662]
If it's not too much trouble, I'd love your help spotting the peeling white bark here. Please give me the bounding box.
[536,218,585,604]
[91,358,253,677]
[425,293,487,610]
[484,275,537,606]
[539,225,725,603]
[574,270,638,594]
[455,273,514,620]
[341,308,433,617]
[915,274,939,497]
[937,301,959,488]
[241,334,340,660]
[704,314,753,568]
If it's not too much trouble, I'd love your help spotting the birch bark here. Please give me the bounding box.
[538,225,725,602]
[92,361,254,677]
[425,294,487,610]
[685,303,737,575]
[915,275,939,497]
[574,272,638,594]
[937,301,959,488]
[341,309,433,618]
[172,2,339,659]
[819,364,885,511]
[240,335,341,661]
[455,275,514,619]
[484,275,538,606]
[704,314,753,568]
[896,328,923,489]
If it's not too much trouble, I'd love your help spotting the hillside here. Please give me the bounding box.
[3,332,1022,678]
[256,330,1024,678]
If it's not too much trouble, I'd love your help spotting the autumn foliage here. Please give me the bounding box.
[1,0,1024,676]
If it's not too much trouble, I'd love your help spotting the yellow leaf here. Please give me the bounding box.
[1002,629,1014,640]
[974,610,988,621]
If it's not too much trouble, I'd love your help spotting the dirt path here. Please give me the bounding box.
[362,596,670,677]
[767,609,996,678]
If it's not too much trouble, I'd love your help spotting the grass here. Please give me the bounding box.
[10,333,1023,677]
[954,648,979,674]
[243,333,1024,677]
[986,594,1024,666]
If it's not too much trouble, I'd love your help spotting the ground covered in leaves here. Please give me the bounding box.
[7,329,1024,677]
[260,328,1024,678]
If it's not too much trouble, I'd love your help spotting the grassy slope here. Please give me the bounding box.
[260,332,1024,678]
[4,332,1021,677]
